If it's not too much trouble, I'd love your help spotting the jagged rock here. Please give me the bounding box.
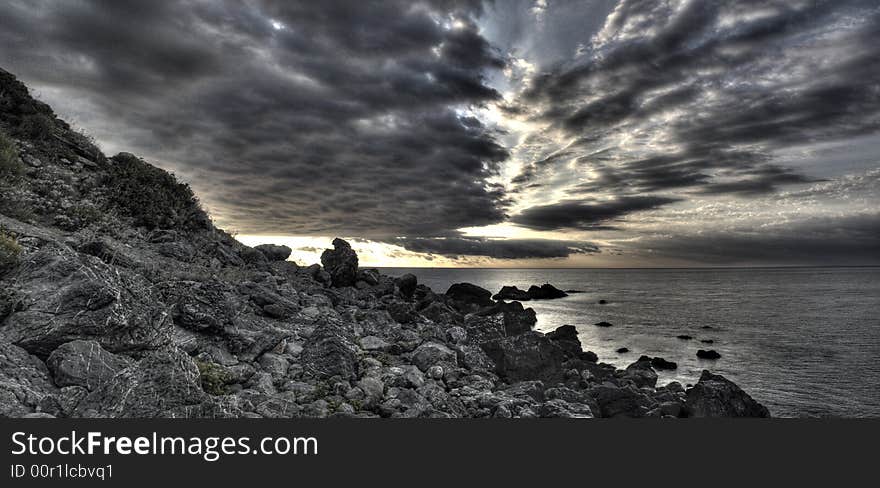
[0,342,57,417]
[239,247,268,265]
[685,371,770,418]
[481,331,568,383]
[320,238,358,287]
[445,282,493,312]
[254,244,292,262]
[411,342,458,372]
[474,300,537,336]
[395,273,418,298]
[46,340,131,391]
[526,284,568,300]
[545,325,581,356]
[74,348,205,418]
[493,286,532,301]
[0,246,172,357]
[697,349,722,360]
[624,357,659,388]
[356,268,380,286]
[420,301,462,325]
[360,335,392,352]
[301,323,360,380]
[539,398,594,418]
[589,385,658,418]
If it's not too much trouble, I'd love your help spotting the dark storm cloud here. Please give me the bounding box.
[510,196,679,231]
[630,213,880,266]
[512,0,880,197]
[389,236,599,259]
[0,0,511,239]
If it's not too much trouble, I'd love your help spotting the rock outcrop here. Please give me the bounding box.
[685,371,770,418]
[320,238,359,287]
[493,283,568,301]
[0,67,770,419]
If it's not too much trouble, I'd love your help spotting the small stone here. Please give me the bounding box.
[427,365,444,380]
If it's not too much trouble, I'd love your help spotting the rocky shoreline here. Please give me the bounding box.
[0,67,770,418]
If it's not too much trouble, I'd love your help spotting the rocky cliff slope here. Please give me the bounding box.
[0,68,769,418]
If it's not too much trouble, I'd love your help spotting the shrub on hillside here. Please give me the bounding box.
[104,152,210,231]
[17,113,55,140]
[0,231,22,273]
[0,131,23,177]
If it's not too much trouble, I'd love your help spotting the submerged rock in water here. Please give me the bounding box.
[494,283,569,301]
[492,285,532,301]
[697,349,722,360]
[649,357,678,370]
[676,334,693,340]
[616,347,629,353]
[526,284,568,300]
[595,321,613,327]
[685,370,770,417]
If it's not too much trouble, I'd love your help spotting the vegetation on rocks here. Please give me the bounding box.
[0,231,21,272]
[195,358,234,396]
[0,131,22,177]
[104,152,209,231]
[17,113,54,140]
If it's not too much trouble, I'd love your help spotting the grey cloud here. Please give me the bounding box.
[511,195,679,231]
[513,0,880,197]
[0,0,509,238]
[389,236,599,259]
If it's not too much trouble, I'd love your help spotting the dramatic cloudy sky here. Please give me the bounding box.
[2,0,878,266]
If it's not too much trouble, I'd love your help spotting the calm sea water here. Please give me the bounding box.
[381,267,880,418]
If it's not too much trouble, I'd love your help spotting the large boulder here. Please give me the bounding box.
[475,301,537,336]
[46,340,131,391]
[320,238,359,287]
[481,331,568,384]
[545,325,584,358]
[0,246,172,357]
[624,357,659,388]
[589,385,658,418]
[445,283,493,312]
[411,342,458,372]
[685,371,770,418]
[300,323,360,380]
[0,342,58,417]
[254,244,292,262]
[73,348,205,418]
[395,273,418,299]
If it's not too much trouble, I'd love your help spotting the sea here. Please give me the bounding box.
[380,267,880,418]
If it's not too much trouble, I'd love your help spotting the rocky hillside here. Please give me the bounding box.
[0,68,769,418]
